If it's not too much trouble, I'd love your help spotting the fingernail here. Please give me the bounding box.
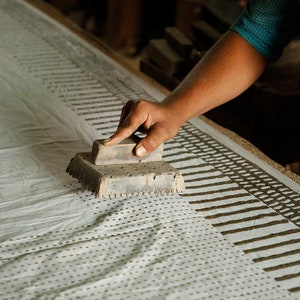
[103,138,111,145]
[136,145,146,157]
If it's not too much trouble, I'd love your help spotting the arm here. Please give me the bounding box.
[105,31,267,156]
[162,30,267,123]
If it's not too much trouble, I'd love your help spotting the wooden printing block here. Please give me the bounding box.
[192,20,222,48]
[145,38,195,76]
[66,137,185,198]
[67,153,185,198]
[164,27,194,58]
[91,135,164,165]
[140,57,181,90]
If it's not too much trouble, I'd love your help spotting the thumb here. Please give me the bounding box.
[134,125,169,157]
[135,143,148,157]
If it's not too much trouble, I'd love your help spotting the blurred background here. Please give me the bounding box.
[44,0,300,175]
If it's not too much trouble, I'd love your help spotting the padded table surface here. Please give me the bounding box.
[0,1,300,299]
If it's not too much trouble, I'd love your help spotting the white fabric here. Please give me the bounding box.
[0,41,291,300]
[0,1,299,299]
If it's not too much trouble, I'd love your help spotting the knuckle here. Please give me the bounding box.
[135,99,151,111]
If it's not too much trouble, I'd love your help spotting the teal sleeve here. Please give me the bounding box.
[230,0,300,62]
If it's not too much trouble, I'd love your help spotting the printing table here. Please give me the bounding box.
[1,1,300,299]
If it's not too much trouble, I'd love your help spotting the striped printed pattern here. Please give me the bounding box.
[168,126,300,293]
[1,0,299,295]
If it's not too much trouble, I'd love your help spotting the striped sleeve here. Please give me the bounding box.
[230,0,300,62]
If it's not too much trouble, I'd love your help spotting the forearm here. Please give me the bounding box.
[105,31,268,156]
[163,31,268,126]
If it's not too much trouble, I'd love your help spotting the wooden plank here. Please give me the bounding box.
[165,27,194,57]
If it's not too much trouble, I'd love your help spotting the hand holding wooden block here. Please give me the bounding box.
[91,136,164,165]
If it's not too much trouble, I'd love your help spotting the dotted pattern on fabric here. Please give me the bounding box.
[0,1,299,299]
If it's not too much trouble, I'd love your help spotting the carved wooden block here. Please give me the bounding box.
[67,153,185,198]
[145,38,195,76]
[165,27,193,58]
[91,135,164,165]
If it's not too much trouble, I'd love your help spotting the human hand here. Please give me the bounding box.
[103,100,180,157]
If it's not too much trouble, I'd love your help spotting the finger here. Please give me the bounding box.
[103,125,135,146]
[104,111,147,146]
[118,100,136,129]
[103,101,139,145]
[134,125,169,157]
